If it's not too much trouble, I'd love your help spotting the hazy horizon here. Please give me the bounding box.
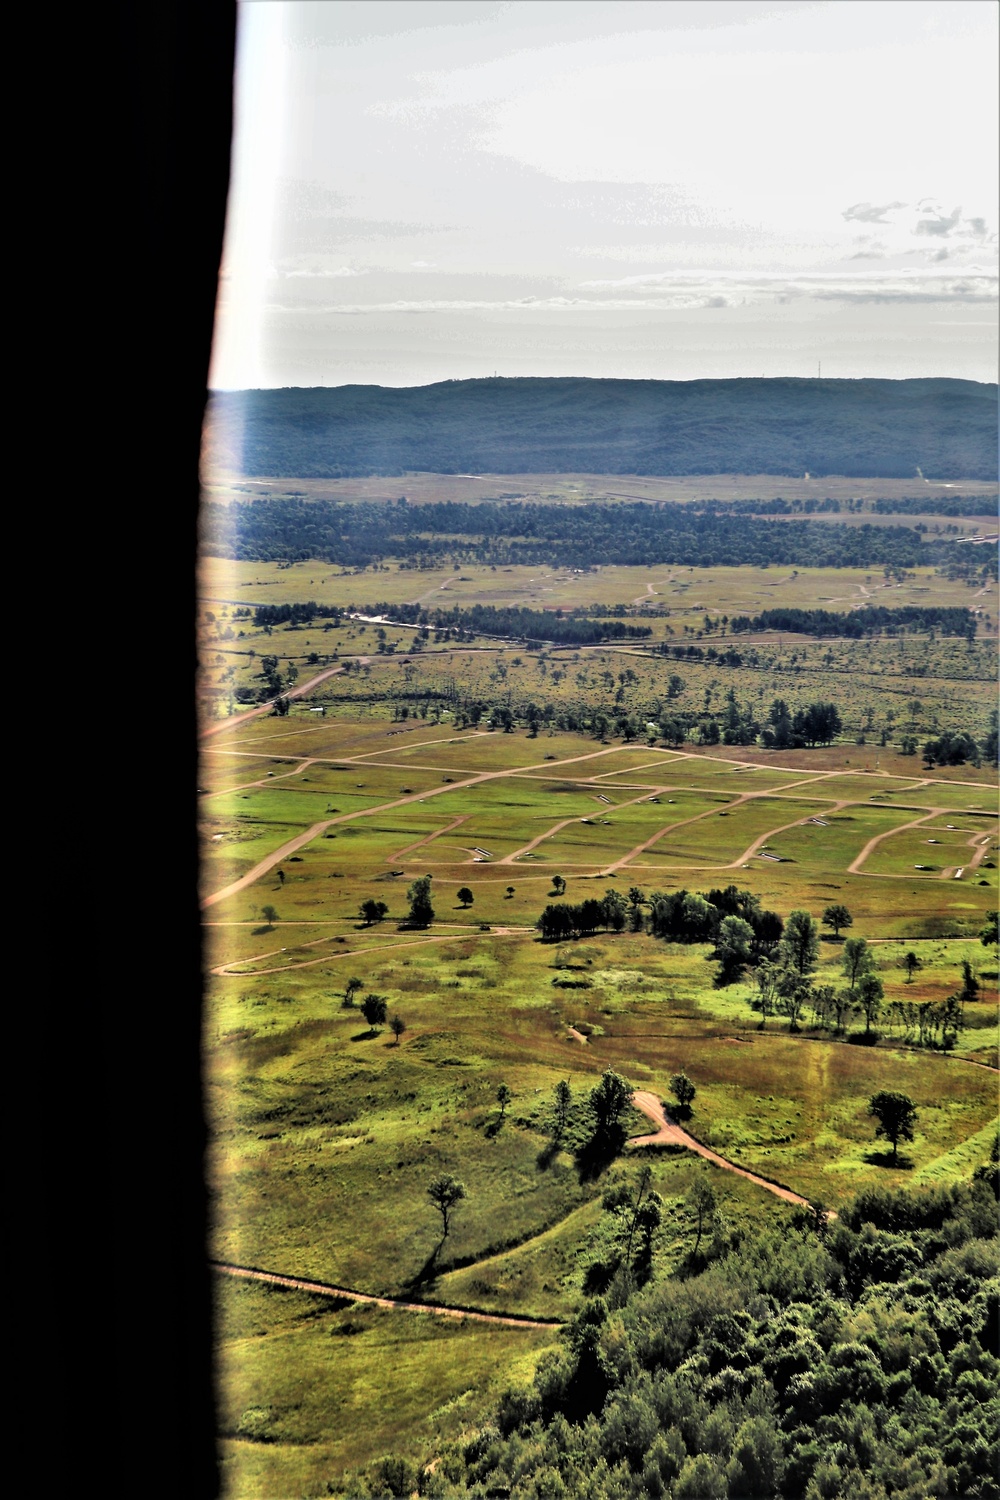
[210,1,998,390]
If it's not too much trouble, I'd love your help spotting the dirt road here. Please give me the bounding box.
[213,1261,562,1328]
[200,665,344,739]
[629,1091,815,1209]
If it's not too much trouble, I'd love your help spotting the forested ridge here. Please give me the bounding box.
[350,1161,1000,1500]
[204,377,997,479]
[200,497,982,572]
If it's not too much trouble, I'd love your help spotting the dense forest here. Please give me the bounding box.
[204,378,997,479]
[348,1153,999,1500]
[726,607,978,641]
[200,497,988,573]
[703,496,997,518]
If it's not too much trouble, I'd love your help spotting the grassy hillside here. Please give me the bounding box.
[204,377,998,480]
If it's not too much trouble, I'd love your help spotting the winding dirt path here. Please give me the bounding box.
[501,787,670,867]
[628,1091,815,1210]
[213,1262,562,1328]
[211,925,535,978]
[601,781,846,876]
[848,809,943,875]
[201,757,317,799]
[966,830,997,871]
[202,743,702,909]
[732,800,850,869]
[392,815,470,859]
[200,666,344,739]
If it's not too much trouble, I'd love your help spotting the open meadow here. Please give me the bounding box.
[203,686,997,1497]
[198,468,998,1497]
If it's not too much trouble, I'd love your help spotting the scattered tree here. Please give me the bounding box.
[589,1069,635,1137]
[406,874,435,926]
[868,1090,917,1163]
[601,1164,663,1280]
[601,888,628,933]
[902,951,922,983]
[980,910,998,952]
[344,976,363,1007]
[687,1177,717,1256]
[456,886,474,908]
[427,1173,467,1238]
[822,903,853,939]
[856,971,884,1037]
[552,1080,572,1140]
[389,1014,406,1045]
[781,909,820,975]
[668,1072,696,1115]
[713,914,755,984]
[551,875,567,896]
[749,958,781,1029]
[359,898,389,926]
[496,1083,513,1118]
[960,959,981,1004]
[361,993,388,1030]
[260,904,279,928]
[842,935,874,992]
[505,886,515,899]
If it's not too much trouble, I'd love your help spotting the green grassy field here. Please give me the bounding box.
[204,716,998,1496]
[215,1278,557,1499]
[202,533,998,1497]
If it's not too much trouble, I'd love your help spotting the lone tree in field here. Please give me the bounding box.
[903,951,922,983]
[457,887,474,909]
[359,898,389,926]
[407,874,435,926]
[552,1079,572,1141]
[496,1083,513,1118]
[505,886,515,899]
[868,1090,918,1163]
[822,904,853,939]
[361,993,388,1031]
[551,875,567,896]
[427,1173,466,1238]
[389,1014,406,1045]
[344,976,363,1007]
[260,904,279,928]
[589,1069,635,1137]
[668,1072,696,1116]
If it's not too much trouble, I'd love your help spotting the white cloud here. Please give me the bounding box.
[915,204,963,237]
[283,266,366,278]
[842,202,907,225]
[262,270,997,315]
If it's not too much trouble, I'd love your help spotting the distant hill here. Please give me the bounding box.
[204,377,998,480]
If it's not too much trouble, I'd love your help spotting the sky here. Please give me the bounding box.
[209,0,999,389]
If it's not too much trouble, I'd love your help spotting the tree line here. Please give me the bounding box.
[535,887,988,1048]
[359,599,653,646]
[252,601,344,628]
[200,495,975,572]
[728,604,978,641]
